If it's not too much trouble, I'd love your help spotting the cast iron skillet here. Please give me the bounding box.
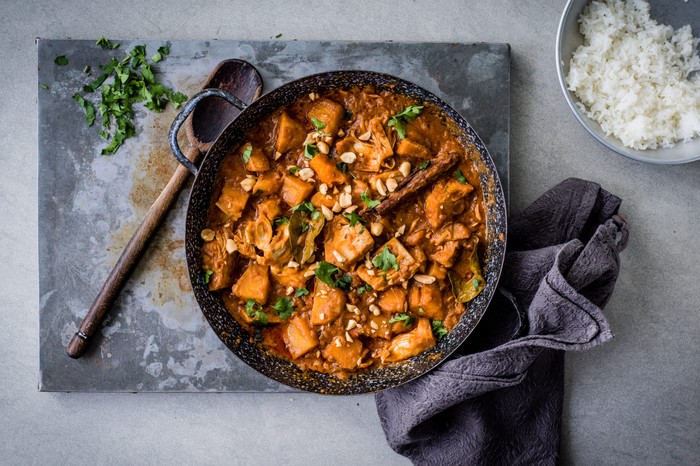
[169,70,507,394]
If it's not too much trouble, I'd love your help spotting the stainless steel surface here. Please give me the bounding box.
[556,0,700,164]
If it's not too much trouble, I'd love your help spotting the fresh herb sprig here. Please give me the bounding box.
[72,41,188,155]
[373,246,399,271]
[315,261,352,290]
[389,313,414,327]
[387,105,423,139]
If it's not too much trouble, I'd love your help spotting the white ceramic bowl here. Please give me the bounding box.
[556,0,700,164]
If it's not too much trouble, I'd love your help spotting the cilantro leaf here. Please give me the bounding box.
[343,211,365,227]
[54,55,69,66]
[204,269,214,284]
[336,162,348,174]
[275,33,283,38]
[304,143,319,159]
[251,311,268,325]
[432,320,448,340]
[295,287,309,297]
[357,284,373,296]
[373,246,399,271]
[290,201,314,213]
[310,117,326,130]
[271,297,294,319]
[72,94,96,126]
[289,166,299,175]
[152,46,170,63]
[40,84,49,90]
[389,313,414,327]
[274,216,290,226]
[314,261,339,288]
[245,299,262,314]
[83,66,91,74]
[241,145,253,163]
[96,36,119,49]
[418,160,430,170]
[387,105,423,139]
[360,190,380,209]
[314,261,351,289]
[454,169,468,185]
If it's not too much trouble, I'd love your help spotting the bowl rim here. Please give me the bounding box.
[555,0,700,165]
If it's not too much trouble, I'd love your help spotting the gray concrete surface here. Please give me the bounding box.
[1,0,698,464]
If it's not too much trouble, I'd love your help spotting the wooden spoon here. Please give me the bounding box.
[66,60,263,359]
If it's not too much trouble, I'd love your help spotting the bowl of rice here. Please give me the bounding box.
[556,0,700,164]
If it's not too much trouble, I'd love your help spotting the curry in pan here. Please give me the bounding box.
[200,86,486,378]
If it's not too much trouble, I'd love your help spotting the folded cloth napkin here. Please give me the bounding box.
[375,178,628,466]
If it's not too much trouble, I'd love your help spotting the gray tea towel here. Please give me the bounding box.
[375,178,628,466]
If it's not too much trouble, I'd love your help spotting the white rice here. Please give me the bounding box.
[566,0,700,150]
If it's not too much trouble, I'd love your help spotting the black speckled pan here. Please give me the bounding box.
[169,70,507,395]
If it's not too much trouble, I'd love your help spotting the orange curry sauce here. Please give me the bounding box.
[201,86,486,378]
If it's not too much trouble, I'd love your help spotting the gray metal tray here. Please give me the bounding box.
[38,39,510,392]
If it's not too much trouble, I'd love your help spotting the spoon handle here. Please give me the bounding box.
[66,145,200,359]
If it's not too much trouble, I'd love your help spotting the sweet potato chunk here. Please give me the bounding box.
[377,286,407,314]
[201,234,236,291]
[309,153,349,186]
[241,143,270,172]
[322,336,363,370]
[381,318,435,363]
[253,171,281,195]
[424,178,474,229]
[324,216,375,270]
[307,98,344,137]
[215,180,250,221]
[256,198,281,221]
[310,192,336,209]
[311,280,346,325]
[275,112,306,153]
[283,316,319,359]
[281,175,314,207]
[428,240,460,268]
[232,262,270,305]
[409,283,444,320]
[395,138,431,159]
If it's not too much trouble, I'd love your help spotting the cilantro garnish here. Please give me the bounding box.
[72,94,96,126]
[272,297,294,319]
[295,287,309,297]
[472,277,481,290]
[151,46,169,63]
[96,36,120,49]
[336,162,348,174]
[418,160,430,170]
[304,143,319,159]
[54,55,69,66]
[360,190,380,209]
[357,284,373,296]
[387,105,423,139]
[290,201,315,213]
[204,270,214,284]
[342,211,365,227]
[389,313,414,327]
[40,85,49,90]
[273,216,290,226]
[241,145,253,163]
[289,166,299,175]
[275,33,283,38]
[71,42,188,155]
[454,169,468,185]
[245,299,262,314]
[373,246,399,271]
[432,320,448,340]
[311,117,326,130]
[315,261,351,289]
